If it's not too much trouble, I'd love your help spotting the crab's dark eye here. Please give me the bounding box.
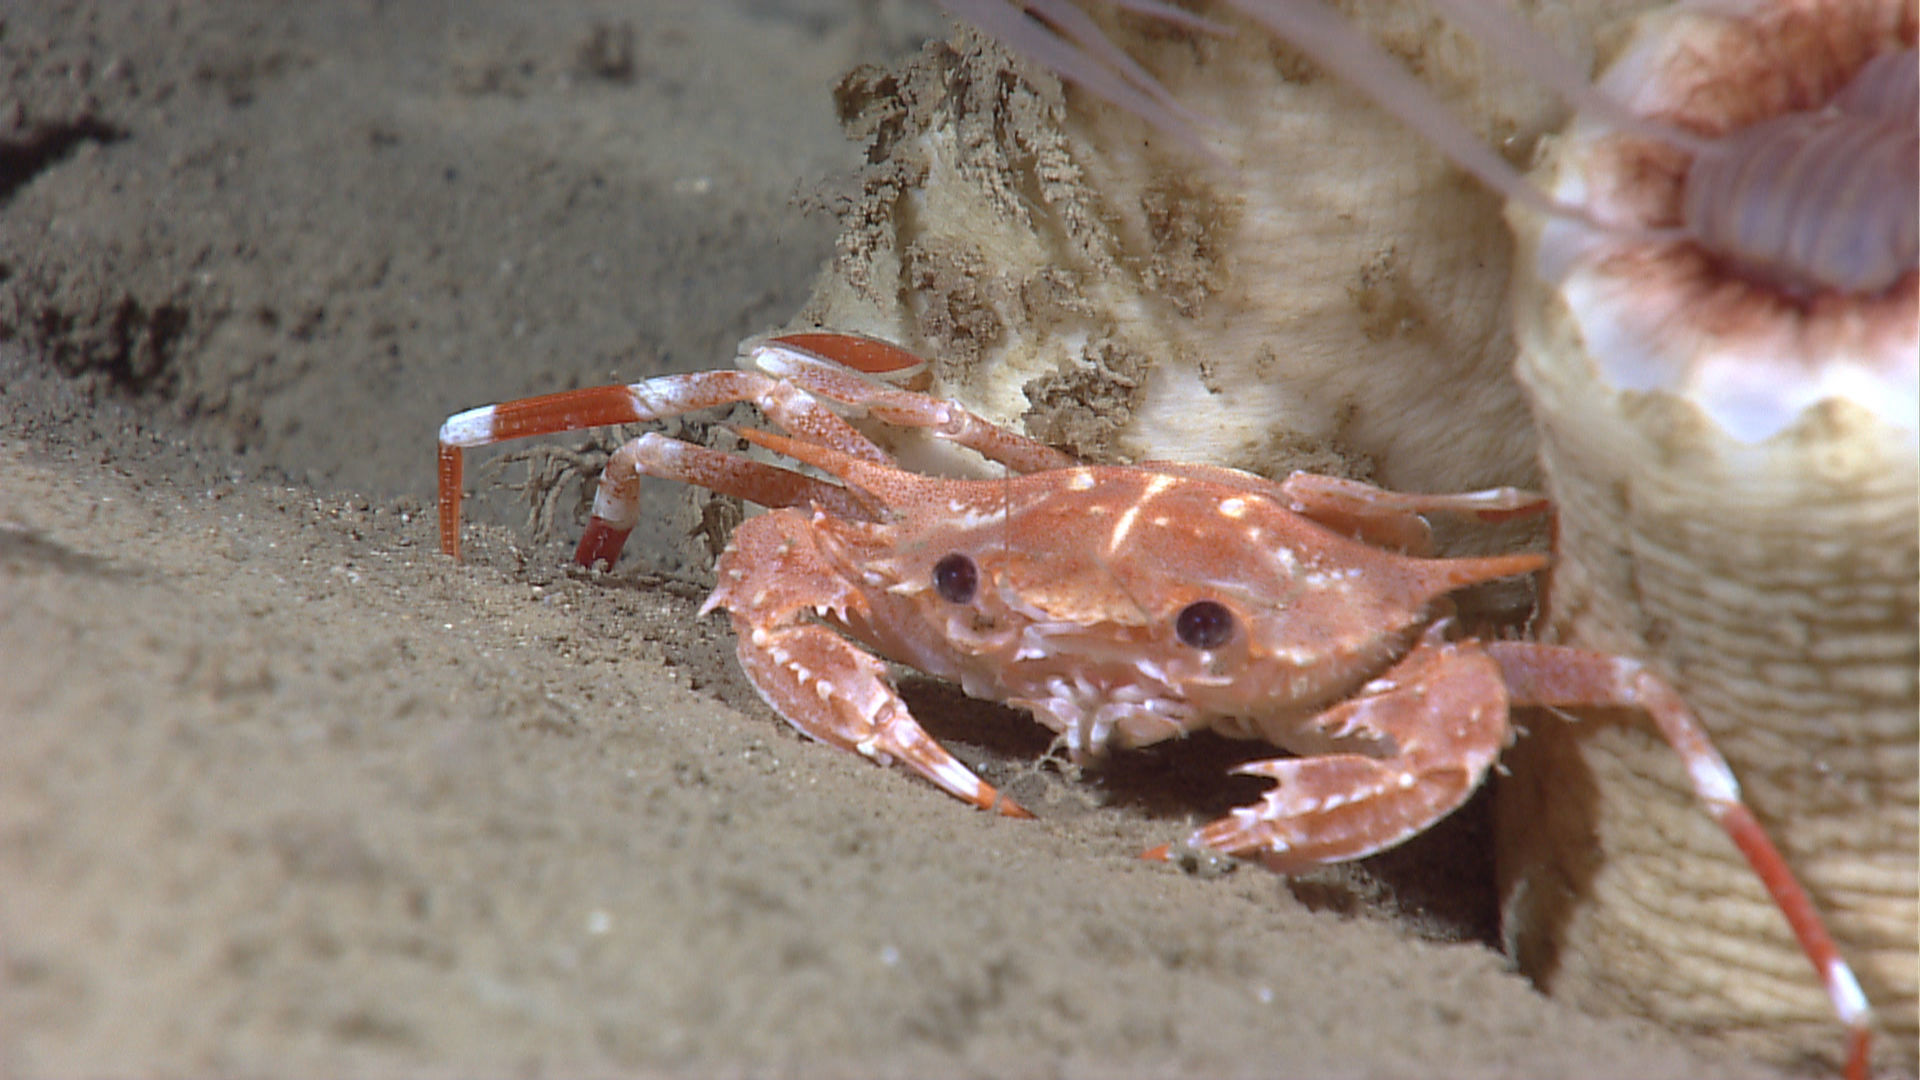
[1175,600,1235,649]
[932,553,978,604]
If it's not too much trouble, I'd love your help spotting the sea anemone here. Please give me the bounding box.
[1498,0,1916,1070]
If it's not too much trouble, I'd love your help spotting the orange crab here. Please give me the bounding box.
[437,330,1871,1076]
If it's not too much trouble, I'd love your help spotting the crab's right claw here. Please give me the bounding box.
[1150,635,1510,871]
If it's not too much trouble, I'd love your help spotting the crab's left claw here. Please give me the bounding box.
[730,618,1035,819]
[1147,634,1512,872]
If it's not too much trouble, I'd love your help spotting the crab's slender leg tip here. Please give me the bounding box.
[1843,1027,1869,1080]
[437,441,466,560]
[987,790,1035,819]
[574,518,633,569]
[1139,844,1172,862]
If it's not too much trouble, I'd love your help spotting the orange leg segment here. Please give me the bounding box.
[438,384,653,560]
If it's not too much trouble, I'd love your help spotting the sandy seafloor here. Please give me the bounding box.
[0,3,1817,1077]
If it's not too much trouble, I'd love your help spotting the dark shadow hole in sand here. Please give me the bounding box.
[0,118,128,204]
[0,524,133,578]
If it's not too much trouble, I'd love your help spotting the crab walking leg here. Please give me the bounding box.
[437,368,893,561]
[1485,641,1875,1080]
[439,332,1070,563]
[703,507,1033,819]
[1146,629,1512,871]
[573,435,879,569]
[749,336,1079,475]
[763,331,934,391]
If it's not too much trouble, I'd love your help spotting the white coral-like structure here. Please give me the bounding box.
[797,4,1653,503]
